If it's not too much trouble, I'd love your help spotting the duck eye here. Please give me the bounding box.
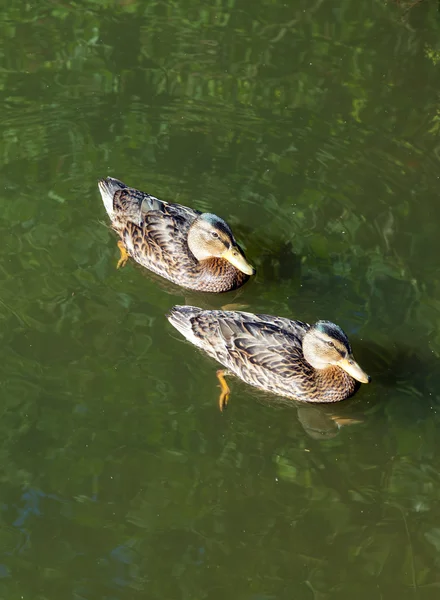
[211,231,220,239]
[326,341,334,348]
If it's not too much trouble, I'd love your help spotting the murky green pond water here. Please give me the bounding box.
[2,0,440,598]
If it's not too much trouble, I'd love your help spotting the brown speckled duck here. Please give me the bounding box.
[167,306,370,409]
[98,177,255,293]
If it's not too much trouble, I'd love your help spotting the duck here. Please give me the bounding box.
[98,177,255,293]
[167,306,370,409]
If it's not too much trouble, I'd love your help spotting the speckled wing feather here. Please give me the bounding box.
[113,186,199,225]
[110,186,201,280]
[168,308,317,399]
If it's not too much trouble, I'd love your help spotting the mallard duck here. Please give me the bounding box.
[98,177,255,293]
[167,306,370,409]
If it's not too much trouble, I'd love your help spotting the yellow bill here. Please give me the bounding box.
[338,356,370,384]
[222,246,255,276]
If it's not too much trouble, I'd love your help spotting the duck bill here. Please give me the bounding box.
[338,357,370,384]
[222,247,255,276]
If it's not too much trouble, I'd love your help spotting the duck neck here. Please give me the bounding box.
[196,258,249,292]
[312,366,358,402]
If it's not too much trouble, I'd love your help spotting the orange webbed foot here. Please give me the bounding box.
[116,240,130,269]
[216,369,231,412]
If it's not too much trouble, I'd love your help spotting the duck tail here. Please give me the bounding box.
[98,177,127,218]
[167,306,203,343]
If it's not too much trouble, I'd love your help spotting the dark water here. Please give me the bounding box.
[1,0,440,598]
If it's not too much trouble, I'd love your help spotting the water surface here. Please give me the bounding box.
[1,0,440,598]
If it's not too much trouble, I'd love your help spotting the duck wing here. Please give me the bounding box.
[171,308,311,381]
[99,176,200,227]
[212,313,308,378]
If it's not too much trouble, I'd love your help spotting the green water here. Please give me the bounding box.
[1,0,440,598]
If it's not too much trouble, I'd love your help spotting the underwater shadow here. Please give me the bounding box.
[216,381,370,441]
[350,336,440,423]
[353,338,438,390]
